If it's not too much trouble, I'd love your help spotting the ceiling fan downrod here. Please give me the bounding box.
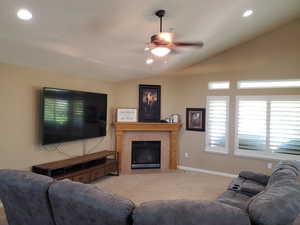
[155,9,165,33]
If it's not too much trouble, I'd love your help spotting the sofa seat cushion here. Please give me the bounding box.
[239,171,269,186]
[240,180,265,196]
[49,179,135,225]
[133,200,251,225]
[228,177,265,197]
[217,190,251,210]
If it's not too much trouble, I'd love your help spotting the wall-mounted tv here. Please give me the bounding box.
[41,87,107,145]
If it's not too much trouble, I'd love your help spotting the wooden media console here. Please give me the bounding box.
[32,151,118,183]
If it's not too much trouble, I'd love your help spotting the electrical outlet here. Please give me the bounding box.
[267,163,273,169]
[184,152,189,158]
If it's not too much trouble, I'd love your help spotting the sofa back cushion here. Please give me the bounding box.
[247,160,300,225]
[49,179,135,225]
[0,170,56,225]
[133,200,251,225]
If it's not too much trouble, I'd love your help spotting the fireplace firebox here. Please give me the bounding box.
[131,141,161,169]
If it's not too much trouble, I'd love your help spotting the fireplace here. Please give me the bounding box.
[131,141,161,169]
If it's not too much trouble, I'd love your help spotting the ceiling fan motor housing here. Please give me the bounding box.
[151,34,169,46]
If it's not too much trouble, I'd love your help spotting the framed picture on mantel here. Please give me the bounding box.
[138,84,161,122]
[116,108,138,122]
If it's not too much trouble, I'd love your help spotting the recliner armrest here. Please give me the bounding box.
[239,171,269,186]
[133,200,251,225]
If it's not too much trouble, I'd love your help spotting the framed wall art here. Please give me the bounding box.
[186,108,206,131]
[116,108,138,122]
[138,84,161,122]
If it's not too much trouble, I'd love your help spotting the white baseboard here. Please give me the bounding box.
[178,165,237,178]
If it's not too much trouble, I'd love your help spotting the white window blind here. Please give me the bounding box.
[236,96,300,160]
[270,101,300,154]
[237,99,267,151]
[206,96,229,154]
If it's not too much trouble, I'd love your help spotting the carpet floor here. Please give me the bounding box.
[0,171,299,225]
[94,170,231,204]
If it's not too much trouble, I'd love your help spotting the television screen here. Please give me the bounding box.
[41,87,107,145]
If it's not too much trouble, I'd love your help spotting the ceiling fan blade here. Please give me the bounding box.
[173,42,204,47]
[169,49,181,54]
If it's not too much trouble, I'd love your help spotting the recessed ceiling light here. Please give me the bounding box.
[17,9,33,21]
[146,58,154,64]
[243,9,253,17]
[144,47,150,51]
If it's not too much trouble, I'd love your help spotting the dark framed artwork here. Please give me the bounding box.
[186,108,206,131]
[138,84,161,122]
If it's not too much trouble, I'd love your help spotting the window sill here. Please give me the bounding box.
[234,149,300,161]
[205,148,228,155]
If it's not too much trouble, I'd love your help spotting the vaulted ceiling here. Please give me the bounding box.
[0,0,300,81]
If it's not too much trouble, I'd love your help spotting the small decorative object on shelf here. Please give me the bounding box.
[165,114,180,123]
[116,108,138,122]
[186,108,206,131]
[171,114,180,123]
[138,84,161,122]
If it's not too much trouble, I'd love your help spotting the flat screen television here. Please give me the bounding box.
[41,87,107,145]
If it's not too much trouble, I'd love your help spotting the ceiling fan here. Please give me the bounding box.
[147,9,204,57]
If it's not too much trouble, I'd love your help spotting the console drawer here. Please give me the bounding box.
[72,173,90,183]
[90,167,105,181]
[105,161,118,174]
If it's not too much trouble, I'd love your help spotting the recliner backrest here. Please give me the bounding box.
[247,160,300,225]
[0,170,56,225]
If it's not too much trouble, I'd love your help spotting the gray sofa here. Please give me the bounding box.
[0,160,300,225]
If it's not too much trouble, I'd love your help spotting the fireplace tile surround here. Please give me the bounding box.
[113,122,182,174]
[122,132,168,173]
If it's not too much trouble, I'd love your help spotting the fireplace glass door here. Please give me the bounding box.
[131,141,161,169]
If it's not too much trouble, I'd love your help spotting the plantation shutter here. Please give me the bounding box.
[237,99,267,151]
[270,100,300,155]
[206,96,229,153]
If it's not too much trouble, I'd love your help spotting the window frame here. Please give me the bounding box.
[208,81,230,90]
[234,95,300,161]
[205,96,230,155]
[237,79,300,89]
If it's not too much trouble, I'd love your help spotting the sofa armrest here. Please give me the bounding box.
[133,200,251,225]
[239,171,269,186]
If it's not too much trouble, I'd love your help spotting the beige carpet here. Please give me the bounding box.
[94,170,231,204]
[0,171,299,225]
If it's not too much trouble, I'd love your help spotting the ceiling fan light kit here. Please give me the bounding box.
[147,9,204,58]
[151,47,171,57]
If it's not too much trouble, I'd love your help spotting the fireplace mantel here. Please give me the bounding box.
[113,122,182,173]
[113,122,182,132]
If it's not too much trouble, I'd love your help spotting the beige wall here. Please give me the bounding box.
[1,19,299,174]
[115,18,300,175]
[0,63,115,170]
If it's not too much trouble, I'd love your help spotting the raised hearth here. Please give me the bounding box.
[113,122,182,174]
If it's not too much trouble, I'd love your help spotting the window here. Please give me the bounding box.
[206,96,229,154]
[208,81,230,90]
[238,79,300,89]
[235,96,300,160]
